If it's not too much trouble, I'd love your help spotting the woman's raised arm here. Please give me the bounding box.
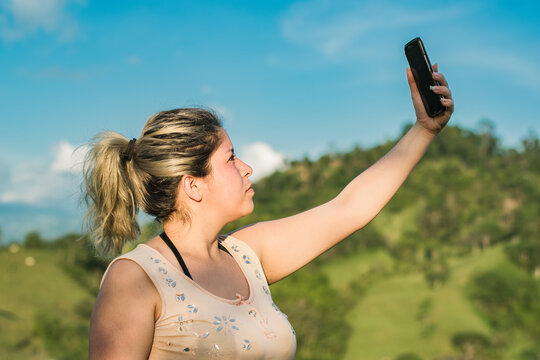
[233,66,453,284]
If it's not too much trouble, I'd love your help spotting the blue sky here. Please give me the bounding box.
[1,0,539,242]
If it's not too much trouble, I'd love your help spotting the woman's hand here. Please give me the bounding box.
[407,63,454,135]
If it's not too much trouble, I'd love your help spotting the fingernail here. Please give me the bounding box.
[430,85,437,91]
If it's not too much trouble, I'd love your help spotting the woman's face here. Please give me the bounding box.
[202,130,254,223]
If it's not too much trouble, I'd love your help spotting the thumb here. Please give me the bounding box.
[406,67,417,91]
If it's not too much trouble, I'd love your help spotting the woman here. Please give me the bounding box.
[86,66,453,359]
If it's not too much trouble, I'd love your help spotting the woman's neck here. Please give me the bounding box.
[162,218,223,261]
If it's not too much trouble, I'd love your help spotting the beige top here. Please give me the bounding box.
[101,235,296,359]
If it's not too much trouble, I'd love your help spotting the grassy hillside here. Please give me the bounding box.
[2,123,539,359]
[0,247,94,359]
[332,245,533,360]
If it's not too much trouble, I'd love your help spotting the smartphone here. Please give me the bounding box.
[404,37,445,117]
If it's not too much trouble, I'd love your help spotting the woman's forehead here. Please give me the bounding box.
[218,130,233,152]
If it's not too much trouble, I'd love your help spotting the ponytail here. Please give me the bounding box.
[83,132,142,257]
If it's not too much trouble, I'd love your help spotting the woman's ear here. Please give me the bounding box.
[180,175,203,202]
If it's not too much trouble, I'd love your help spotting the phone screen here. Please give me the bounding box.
[404,38,445,117]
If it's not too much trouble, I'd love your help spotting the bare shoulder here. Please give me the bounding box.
[228,223,265,257]
[101,258,156,293]
[89,258,159,359]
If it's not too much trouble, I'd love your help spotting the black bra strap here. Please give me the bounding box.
[159,232,231,280]
[160,232,193,280]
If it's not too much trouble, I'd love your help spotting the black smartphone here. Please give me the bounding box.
[404,37,445,117]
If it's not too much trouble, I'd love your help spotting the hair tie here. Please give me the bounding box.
[122,138,137,162]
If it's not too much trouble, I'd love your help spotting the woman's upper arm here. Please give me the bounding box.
[89,259,158,360]
[232,198,355,284]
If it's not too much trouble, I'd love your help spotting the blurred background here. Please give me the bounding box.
[1,1,539,359]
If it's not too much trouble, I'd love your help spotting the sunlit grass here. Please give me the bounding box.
[0,248,93,359]
[332,244,533,360]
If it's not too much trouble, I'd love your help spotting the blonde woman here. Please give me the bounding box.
[86,66,453,359]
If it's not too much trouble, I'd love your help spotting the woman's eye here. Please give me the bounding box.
[229,155,236,162]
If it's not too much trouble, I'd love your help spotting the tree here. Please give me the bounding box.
[477,119,498,163]
[521,130,540,173]
[505,239,540,277]
[467,267,540,338]
[24,231,45,249]
[451,331,493,360]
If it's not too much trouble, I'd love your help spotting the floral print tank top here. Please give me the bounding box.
[101,235,296,359]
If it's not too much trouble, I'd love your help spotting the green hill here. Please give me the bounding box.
[0,246,95,359]
[1,122,539,359]
[332,244,531,360]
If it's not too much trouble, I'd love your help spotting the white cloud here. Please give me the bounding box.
[51,141,76,173]
[51,140,88,173]
[240,142,286,182]
[0,157,68,204]
[281,0,463,59]
[10,0,62,28]
[0,140,86,205]
[0,0,84,41]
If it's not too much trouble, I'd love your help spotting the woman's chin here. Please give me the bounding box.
[242,206,255,219]
[234,203,255,221]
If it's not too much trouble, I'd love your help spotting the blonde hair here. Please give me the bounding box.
[82,108,223,256]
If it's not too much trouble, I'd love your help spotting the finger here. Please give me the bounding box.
[433,63,438,72]
[441,98,453,108]
[441,97,454,115]
[433,72,449,87]
[430,85,452,99]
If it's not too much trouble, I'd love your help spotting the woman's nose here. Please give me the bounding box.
[240,159,253,177]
